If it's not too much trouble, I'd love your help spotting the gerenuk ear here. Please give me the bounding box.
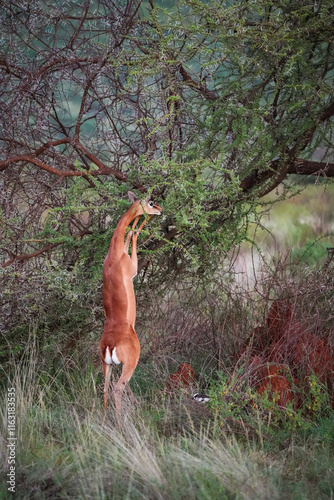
[128,191,138,203]
[144,192,152,203]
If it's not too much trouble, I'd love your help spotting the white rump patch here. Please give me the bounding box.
[104,346,121,365]
[112,347,121,365]
[104,346,112,364]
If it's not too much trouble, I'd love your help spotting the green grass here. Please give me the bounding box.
[1,343,333,500]
[251,183,334,257]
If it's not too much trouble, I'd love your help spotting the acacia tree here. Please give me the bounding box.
[0,0,333,336]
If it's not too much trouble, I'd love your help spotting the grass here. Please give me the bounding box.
[1,341,333,500]
[254,183,334,253]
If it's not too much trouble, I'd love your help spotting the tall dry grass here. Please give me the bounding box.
[0,342,279,500]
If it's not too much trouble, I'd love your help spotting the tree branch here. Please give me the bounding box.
[241,99,334,194]
[241,158,334,194]
[288,159,334,177]
[1,242,62,268]
[0,145,128,182]
[1,231,92,268]
[179,65,219,101]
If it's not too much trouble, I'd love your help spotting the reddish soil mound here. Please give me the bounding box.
[256,364,294,407]
[294,333,334,388]
[166,363,195,392]
[237,299,333,408]
[267,300,293,342]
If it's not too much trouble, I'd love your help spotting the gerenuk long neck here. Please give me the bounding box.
[108,201,141,257]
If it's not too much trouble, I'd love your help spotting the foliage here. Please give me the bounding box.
[208,370,334,442]
[1,0,334,338]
